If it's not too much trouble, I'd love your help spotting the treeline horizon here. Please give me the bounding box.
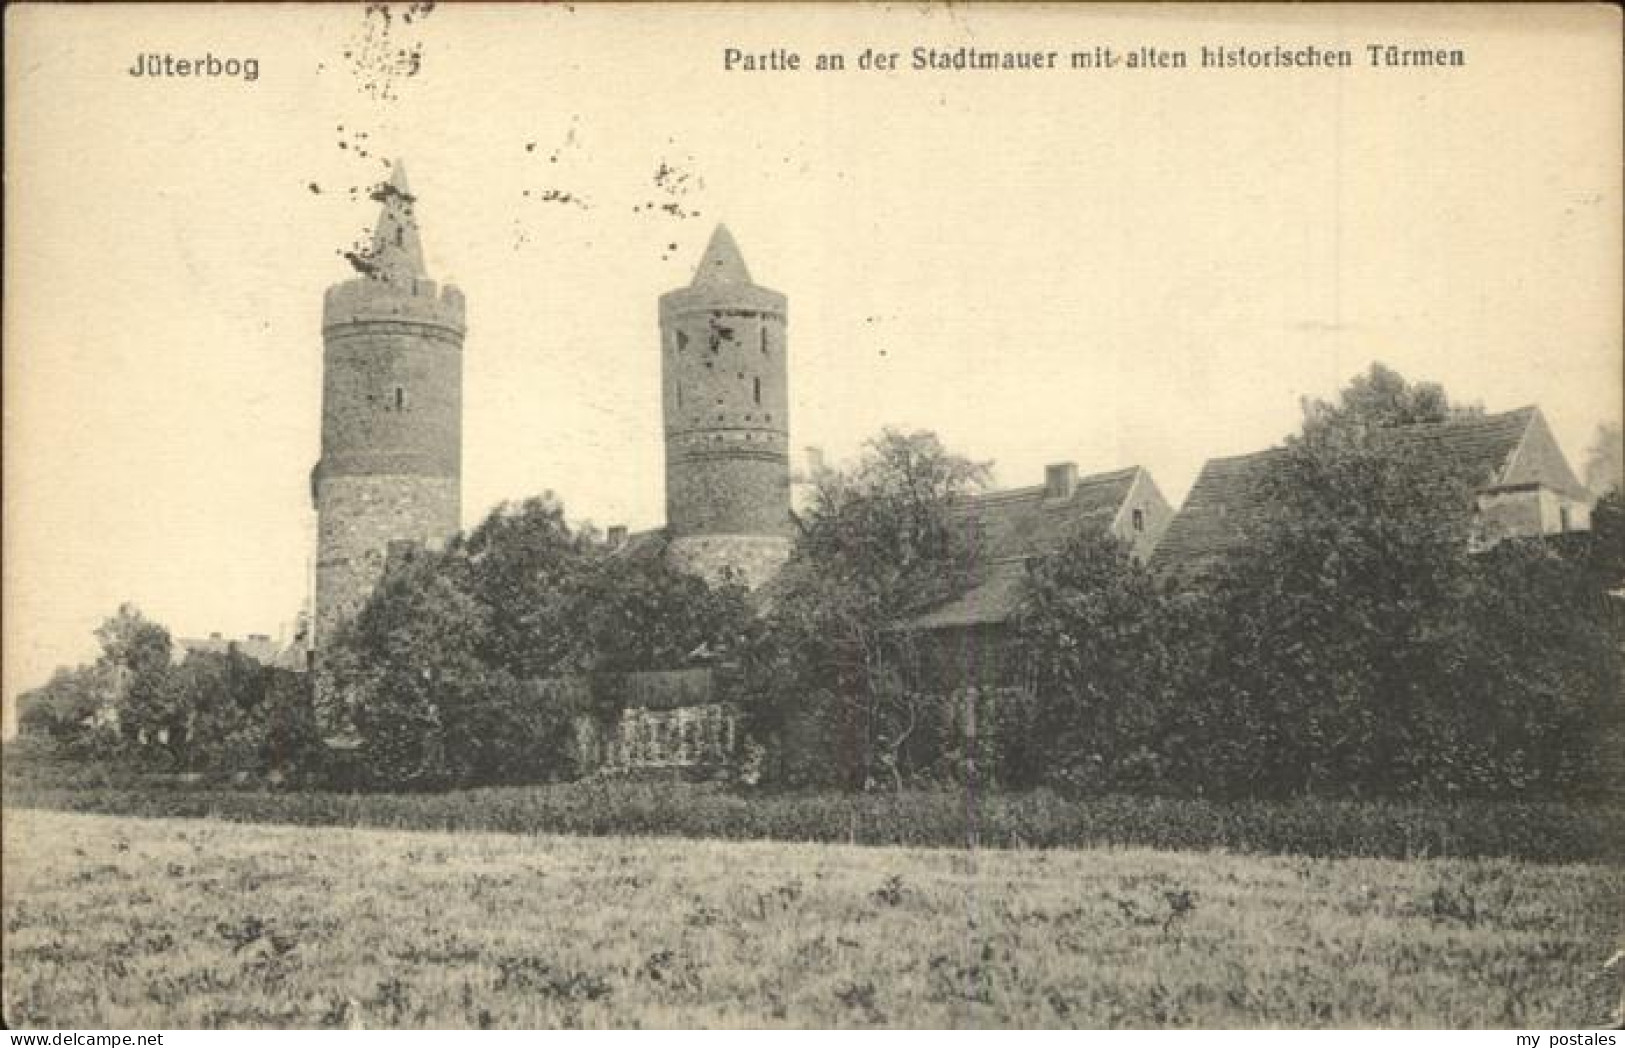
[15,364,1625,804]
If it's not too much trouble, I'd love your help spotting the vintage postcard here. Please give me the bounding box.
[4,1,1622,1032]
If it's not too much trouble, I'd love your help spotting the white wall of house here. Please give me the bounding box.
[1477,486,1591,543]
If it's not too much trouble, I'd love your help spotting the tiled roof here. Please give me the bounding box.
[1382,406,1537,490]
[1149,407,1569,578]
[904,467,1144,629]
[1144,448,1286,580]
[906,560,1031,630]
[952,466,1141,563]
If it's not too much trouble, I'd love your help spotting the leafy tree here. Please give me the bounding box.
[1013,530,1180,793]
[1407,539,1620,797]
[565,554,755,675]
[459,495,595,679]
[1582,421,1623,498]
[16,663,123,756]
[160,649,323,779]
[334,549,563,788]
[1297,361,1475,438]
[1579,487,1625,591]
[746,428,990,789]
[92,603,174,753]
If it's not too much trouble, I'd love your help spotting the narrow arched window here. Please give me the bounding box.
[394,386,405,410]
[753,376,761,405]
[761,327,769,354]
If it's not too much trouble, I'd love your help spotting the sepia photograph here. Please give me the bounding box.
[3,0,1623,1031]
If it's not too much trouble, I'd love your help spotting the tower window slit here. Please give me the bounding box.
[753,377,761,405]
[394,386,405,410]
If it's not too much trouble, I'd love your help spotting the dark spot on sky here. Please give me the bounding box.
[308,183,322,194]
[369,181,416,208]
[339,248,382,278]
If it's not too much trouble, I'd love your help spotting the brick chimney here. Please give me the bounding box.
[1045,462,1078,499]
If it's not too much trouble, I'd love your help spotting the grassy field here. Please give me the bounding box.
[3,808,1621,1028]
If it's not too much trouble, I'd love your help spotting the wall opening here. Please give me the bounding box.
[1132,508,1144,532]
[394,386,405,410]
[753,376,761,404]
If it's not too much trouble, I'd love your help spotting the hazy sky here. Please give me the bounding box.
[5,3,1621,727]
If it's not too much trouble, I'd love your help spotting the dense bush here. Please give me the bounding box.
[4,758,1617,863]
[1015,530,1182,793]
[1173,378,1620,799]
[1011,365,1622,802]
[16,664,125,758]
[15,605,322,781]
[326,495,754,788]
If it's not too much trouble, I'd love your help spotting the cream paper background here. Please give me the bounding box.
[4,2,1620,734]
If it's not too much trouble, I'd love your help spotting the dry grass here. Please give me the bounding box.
[3,808,1621,1028]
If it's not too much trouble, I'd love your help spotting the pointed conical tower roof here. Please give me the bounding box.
[691,224,752,287]
[367,159,427,284]
[661,223,783,314]
[323,158,464,334]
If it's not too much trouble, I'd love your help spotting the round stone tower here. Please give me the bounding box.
[311,161,465,656]
[658,225,791,588]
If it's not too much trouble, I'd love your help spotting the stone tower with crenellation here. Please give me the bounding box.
[311,161,465,682]
[658,226,792,588]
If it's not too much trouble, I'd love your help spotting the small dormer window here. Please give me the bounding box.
[1132,508,1145,532]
